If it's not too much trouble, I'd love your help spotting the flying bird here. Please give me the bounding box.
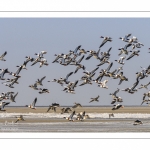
[0,51,7,61]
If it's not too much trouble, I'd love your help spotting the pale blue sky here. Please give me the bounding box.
[0,18,149,106]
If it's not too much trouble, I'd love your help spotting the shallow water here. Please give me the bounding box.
[0,113,150,132]
[0,119,150,132]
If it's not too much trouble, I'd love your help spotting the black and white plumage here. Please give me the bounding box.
[39,59,48,68]
[110,88,120,100]
[133,120,143,125]
[95,62,113,82]
[143,91,150,100]
[97,79,108,89]
[65,80,78,94]
[111,96,123,104]
[3,76,21,88]
[64,111,76,121]
[126,50,140,60]
[39,88,50,94]
[55,72,73,85]
[70,55,85,73]
[99,36,112,48]
[100,47,112,61]
[47,103,60,112]
[29,83,39,90]
[69,45,81,56]
[0,68,10,80]
[52,53,64,63]
[25,97,37,109]
[82,67,99,79]
[31,56,42,66]
[112,104,124,110]
[118,72,128,85]
[61,107,72,114]
[119,34,131,42]
[115,56,126,65]
[122,77,139,94]
[0,102,10,111]
[141,98,150,105]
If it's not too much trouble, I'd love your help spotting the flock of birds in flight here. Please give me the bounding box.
[0,33,150,124]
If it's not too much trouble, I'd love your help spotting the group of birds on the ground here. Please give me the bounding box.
[0,33,149,124]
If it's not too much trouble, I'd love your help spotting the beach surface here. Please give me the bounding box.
[0,107,150,132]
[3,106,150,113]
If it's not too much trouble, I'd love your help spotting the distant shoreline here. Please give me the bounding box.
[2,106,150,114]
[6,105,149,107]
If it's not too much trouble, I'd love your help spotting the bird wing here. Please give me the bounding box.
[14,92,18,98]
[69,111,75,119]
[40,76,46,82]
[126,33,132,38]
[97,61,105,66]
[31,57,41,66]
[107,47,112,53]
[79,82,86,86]
[47,106,52,112]
[118,79,123,85]
[97,49,101,56]
[113,88,119,95]
[143,94,146,100]
[85,54,93,60]
[15,66,23,75]
[2,102,10,109]
[70,80,78,89]
[126,53,134,60]
[32,97,37,107]
[111,99,116,104]
[77,55,84,63]
[131,80,139,91]
[106,62,113,72]
[74,45,81,53]
[99,39,107,48]
[74,67,80,74]
[124,43,132,50]
[111,69,117,74]
[96,95,100,99]
[89,99,94,103]
[66,72,73,80]
[141,100,145,105]
[0,51,7,58]
[146,82,150,86]
[118,51,123,56]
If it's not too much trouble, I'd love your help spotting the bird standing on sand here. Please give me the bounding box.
[133,120,143,125]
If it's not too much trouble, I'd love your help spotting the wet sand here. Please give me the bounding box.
[1,107,150,132]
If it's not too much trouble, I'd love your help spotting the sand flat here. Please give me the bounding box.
[2,107,150,113]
